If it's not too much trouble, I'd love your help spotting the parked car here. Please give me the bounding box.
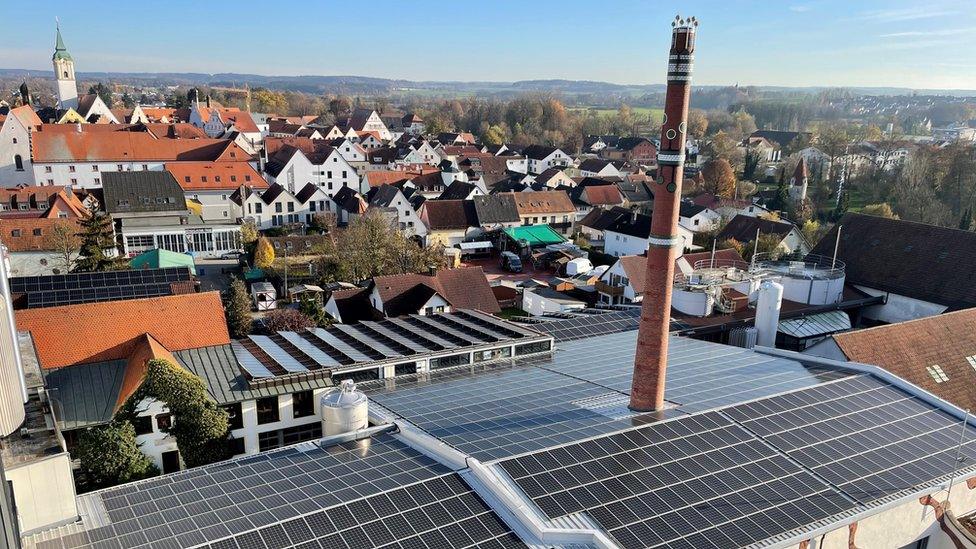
[500,251,523,273]
[220,250,244,260]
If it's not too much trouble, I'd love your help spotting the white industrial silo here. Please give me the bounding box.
[755,279,784,348]
[0,245,26,437]
[321,380,368,436]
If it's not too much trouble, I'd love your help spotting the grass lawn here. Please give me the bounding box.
[497,307,528,320]
[845,186,872,212]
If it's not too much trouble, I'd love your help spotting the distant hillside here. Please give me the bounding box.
[1,68,974,98]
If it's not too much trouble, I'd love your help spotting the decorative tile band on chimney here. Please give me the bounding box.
[630,15,698,412]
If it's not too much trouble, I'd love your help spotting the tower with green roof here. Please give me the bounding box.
[52,23,78,110]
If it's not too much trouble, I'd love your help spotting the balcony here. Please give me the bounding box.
[595,280,624,297]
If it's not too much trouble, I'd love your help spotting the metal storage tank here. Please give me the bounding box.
[0,248,25,437]
[755,279,784,348]
[321,380,368,436]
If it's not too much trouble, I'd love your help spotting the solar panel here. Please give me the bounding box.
[363,358,656,461]
[500,411,856,549]
[386,317,458,350]
[543,332,847,413]
[58,433,451,549]
[408,315,487,345]
[360,321,435,354]
[309,328,374,363]
[332,324,402,359]
[231,340,275,379]
[277,331,342,368]
[202,474,523,549]
[724,375,976,505]
[12,267,193,309]
[532,309,641,341]
[248,335,309,374]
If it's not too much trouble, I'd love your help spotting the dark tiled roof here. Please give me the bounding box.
[365,184,402,208]
[717,214,796,243]
[615,136,653,151]
[472,194,520,225]
[605,210,652,239]
[422,200,478,230]
[438,181,477,200]
[259,182,286,205]
[578,206,632,231]
[521,144,558,160]
[809,213,976,308]
[101,171,186,214]
[680,202,707,217]
[373,267,500,315]
[331,186,365,213]
[294,182,320,204]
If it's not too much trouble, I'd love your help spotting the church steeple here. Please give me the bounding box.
[53,24,72,61]
[52,21,78,110]
[18,80,31,107]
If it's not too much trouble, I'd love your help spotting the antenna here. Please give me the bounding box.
[944,409,970,505]
[710,238,716,268]
[831,225,842,269]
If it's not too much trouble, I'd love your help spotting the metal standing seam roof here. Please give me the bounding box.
[777,310,852,339]
[42,360,126,430]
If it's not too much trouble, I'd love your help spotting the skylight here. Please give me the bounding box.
[966,355,976,372]
[927,364,949,383]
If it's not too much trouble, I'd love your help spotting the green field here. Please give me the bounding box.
[570,106,664,121]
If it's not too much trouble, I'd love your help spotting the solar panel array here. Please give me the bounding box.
[725,375,976,505]
[500,411,855,549]
[547,333,847,413]
[530,308,641,341]
[10,267,192,309]
[32,433,451,549]
[201,474,524,549]
[232,310,548,380]
[364,358,655,461]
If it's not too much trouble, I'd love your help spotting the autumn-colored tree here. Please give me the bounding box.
[254,237,275,269]
[701,159,737,199]
[253,89,288,114]
[704,131,743,168]
[861,203,900,219]
[687,109,709,139]
[262,308,315,333]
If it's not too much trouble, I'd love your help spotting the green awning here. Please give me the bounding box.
[130,248,196,274]
[503,225,567,247]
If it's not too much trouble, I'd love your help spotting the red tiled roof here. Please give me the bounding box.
[0,218,83,252]
[165,162,267,191]
[198,107,259,133]
[31,129,250,163]
[16,292,230,369]
[831,309,976,411]
[115,334,179,411]
[582,185,625,206]
[363,169,440,188]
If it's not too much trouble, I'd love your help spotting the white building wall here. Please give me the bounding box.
[132,397,179,471]
[853,285,949,324]
[0,116,35,187]
[33,162,168,188]
[604,227,691,258]
[233,390,330,455]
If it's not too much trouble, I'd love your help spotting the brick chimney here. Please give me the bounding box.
[630,15,698,412]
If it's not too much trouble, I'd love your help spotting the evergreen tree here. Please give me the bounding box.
[224,278,252,338]
[298,294,331,328]
[960,207,973,231]
[767,169,790,213]
[832,190,850,221]
[77,421,158,489]
[74,206,120,272]
[88,82,114,108]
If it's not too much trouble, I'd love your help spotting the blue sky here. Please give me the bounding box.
[5,0,976,89]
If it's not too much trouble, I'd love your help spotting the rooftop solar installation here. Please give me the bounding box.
[34,432,452,549]
[201,474,524,549]
[11,267,193,309]
[548,333,848,413]
[499,411,856,549]
[530,308,641,341]
[364,360,655,461]
[724,374,976,505]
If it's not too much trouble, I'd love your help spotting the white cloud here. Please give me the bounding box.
[854,7,957,22]
[880,27,976,38]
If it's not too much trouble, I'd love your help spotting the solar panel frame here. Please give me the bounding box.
[277,331,342,368]
[309,328,374,363]
[248,335,309,374]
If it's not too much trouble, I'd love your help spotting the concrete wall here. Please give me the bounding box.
[6,454,77,535]
[801,480,976,548]
[854,285,948,324]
